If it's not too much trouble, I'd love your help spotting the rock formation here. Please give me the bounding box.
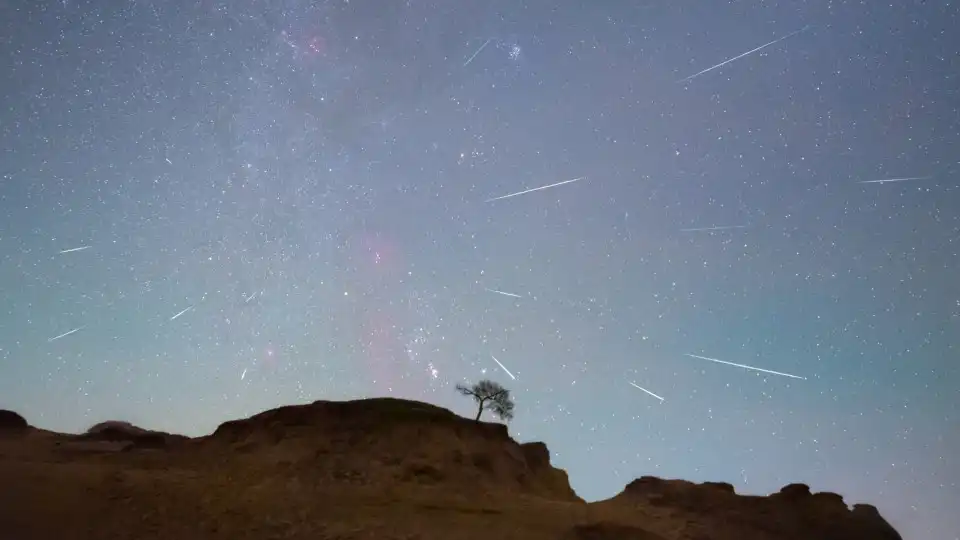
[81,420,188,450]
[198,397,579,501]
[0,398,902,540]
[594,476,903,540]
[0,409,28,431]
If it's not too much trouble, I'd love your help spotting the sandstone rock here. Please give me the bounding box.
[0,409,28,431]
[607,476,900,540]
[0,398,902,540]
[81,420,187,450]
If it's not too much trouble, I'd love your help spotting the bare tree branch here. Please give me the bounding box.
[455,379,515,422]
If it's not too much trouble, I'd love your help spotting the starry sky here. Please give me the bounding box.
[1,1,958,538]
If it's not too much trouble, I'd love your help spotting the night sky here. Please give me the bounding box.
[1,1,958,539]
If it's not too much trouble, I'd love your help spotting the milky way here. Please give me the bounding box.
[1,2,958,539]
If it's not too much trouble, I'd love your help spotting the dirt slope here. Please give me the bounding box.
[0,399,901,540]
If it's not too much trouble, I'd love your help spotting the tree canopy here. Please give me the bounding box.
[456,379,515,422]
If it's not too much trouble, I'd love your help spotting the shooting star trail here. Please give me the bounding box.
[48,326,85,343]
[857,176,932,184]
[629,381,665,402]
[677,26,810,83]
[169,305,194,321]
[486,176,587,203]
[685,353,807,380]
[490,355,517,380]
[240,368,247,381]
[680,225,748,232]
[165,158,173,165]
[463,38,492,67]
[485,288,523,299]
[59,246,91,254]
[244,291,259,303]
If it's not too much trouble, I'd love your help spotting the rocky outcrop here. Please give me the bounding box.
[205,397,581,502]
[608,476,902,540]
[80,420,187,450]
[0,398,902,540]
[0,409,28,431]
[851,504,903,539]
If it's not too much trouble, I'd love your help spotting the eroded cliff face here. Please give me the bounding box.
[0,400,901,540]
[594,476,902,540]
[198,397,581,502]
[0,409,28,431]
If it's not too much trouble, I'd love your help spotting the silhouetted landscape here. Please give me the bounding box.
[0,398,902,539]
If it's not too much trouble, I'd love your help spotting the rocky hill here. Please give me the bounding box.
[0,398,902,540]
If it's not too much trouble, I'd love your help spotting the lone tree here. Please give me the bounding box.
[456,379,515,422]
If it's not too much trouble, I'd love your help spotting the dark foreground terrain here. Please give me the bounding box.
[0,399,902,540]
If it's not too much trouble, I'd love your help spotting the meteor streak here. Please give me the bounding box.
[490,355,516,380]
[463,38,492,67]
[629,381,664,402]
[485,288,523,299]
[857,176,932,184]
[486,177,587,203]
[680,225,748,232]
[47,326,84,342]
[59,246,91,254]
[169,306,194,321]
[677,26,810,83]
[685,353,806,380]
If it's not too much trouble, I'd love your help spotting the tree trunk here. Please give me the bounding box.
[475,399,486,421]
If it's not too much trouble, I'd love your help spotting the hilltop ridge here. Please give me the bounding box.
[0,399,901,540]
